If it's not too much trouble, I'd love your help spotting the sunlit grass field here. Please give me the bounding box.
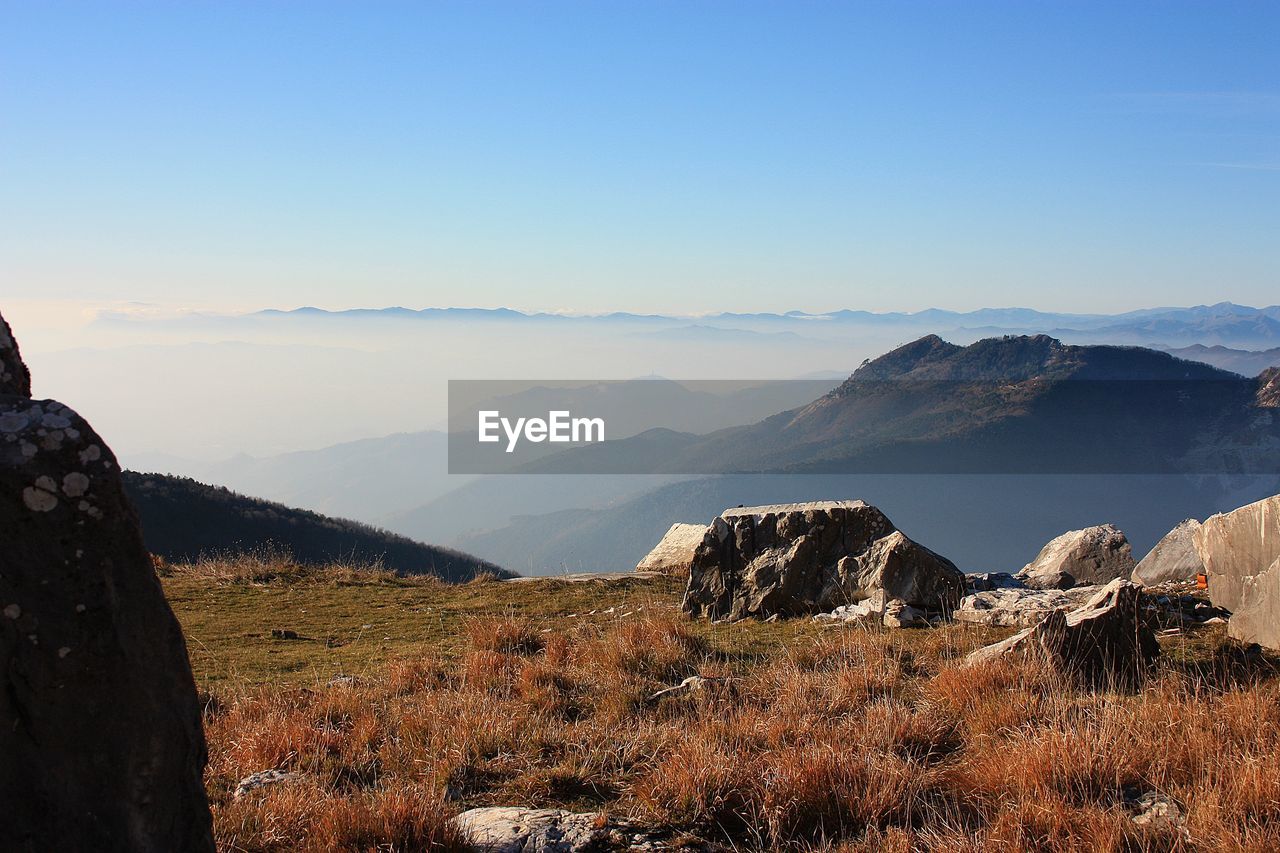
[164,555,1280,852]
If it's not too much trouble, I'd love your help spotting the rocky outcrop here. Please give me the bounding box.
[956,585,1105,628]
[1016,524,1135,590]
[1257,367,1280,408]
[0,312,31,396]
[0,310,213,851]
[965,579,1159,686]
[966,572,1019,592]
[1195,494,1280,614]
[1227,557,1280,650]
[1132,519,1204,586]
[681,500,964,621]
[635,522,707,575]
[814,590,933,628]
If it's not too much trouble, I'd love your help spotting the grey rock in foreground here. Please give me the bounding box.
[234,769,298,799]
[1016,524,1135,590]
[454,807,664,852]
[1194,494,1280,614]
[1132,519,1204,586]
[682,500,964,621]
[0,310,213,852]
[956,585,1105,628]
[635,522,707,576]
[1227,557,1280,650]
[965,572,1019,592]
[814,591,932,629]
[966,579,1159,686]
[455,808,605,852]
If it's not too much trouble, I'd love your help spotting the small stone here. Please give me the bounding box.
[233,770,297,799]
[648,674,723,702]
[453,807,611,852]
[882,599,930,628]
[1130,791,1188,837]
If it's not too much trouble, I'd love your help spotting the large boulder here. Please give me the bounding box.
[1228,557,1280,650]
[0,312,31,396]
[966,579,1159,686]
[1016,524,1135,590]
[1132,519,1204,586]
[0,311,213,851]
[1194,494,1280,613]
[635,522,707,576]
[681,500,964,621]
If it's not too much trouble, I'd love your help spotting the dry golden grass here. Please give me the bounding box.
[170,555,1280,851]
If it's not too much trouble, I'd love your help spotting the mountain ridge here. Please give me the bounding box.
[518,334,1273,476]
[122,471,510,581]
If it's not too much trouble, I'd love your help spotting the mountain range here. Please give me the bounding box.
[437,334,1280,573]
[93,301,1280,350]
[517,335,1278,476]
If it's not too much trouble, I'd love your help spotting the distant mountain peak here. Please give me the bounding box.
[842,333,1235,388]
[848,334,962,380]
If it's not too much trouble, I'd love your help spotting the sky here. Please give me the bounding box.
[3,0,1278,316]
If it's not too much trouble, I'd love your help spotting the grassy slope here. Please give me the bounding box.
[166,558,1280,852]
[164,565,919,687]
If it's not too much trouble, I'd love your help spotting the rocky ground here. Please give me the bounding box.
[167,555,1279,852]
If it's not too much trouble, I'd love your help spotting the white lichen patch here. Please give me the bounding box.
[34,475,56,492]
[78,445,101,464]
[62,472,90,497]
[57,647,71,658]
[23,486,58,512]
[20,441,37,458]
[3,604,20,619]
[41,413,71,429]
[0,413,28,433]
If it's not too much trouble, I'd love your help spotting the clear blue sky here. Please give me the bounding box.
[3,1,1277,314]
